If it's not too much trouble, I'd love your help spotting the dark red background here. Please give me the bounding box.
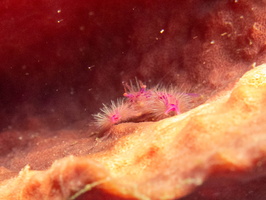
[2,0,261,131]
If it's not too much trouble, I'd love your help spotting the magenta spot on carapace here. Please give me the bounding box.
[165,103,180,115]
[157,93,181,115]
[123,83,152,103]
[110,113,120,124]
[139,85,146,93]
[123,93,134,98]
[123,79,151,102]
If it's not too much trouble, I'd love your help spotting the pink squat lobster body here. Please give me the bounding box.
[93,79,197,132]
[157,93,180,115]
[93,100,129,131]
[123,80,152,102]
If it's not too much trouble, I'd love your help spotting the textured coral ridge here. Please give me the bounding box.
[0,65,265,200]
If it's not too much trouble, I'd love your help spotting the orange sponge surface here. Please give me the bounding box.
[0,65,265,200]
